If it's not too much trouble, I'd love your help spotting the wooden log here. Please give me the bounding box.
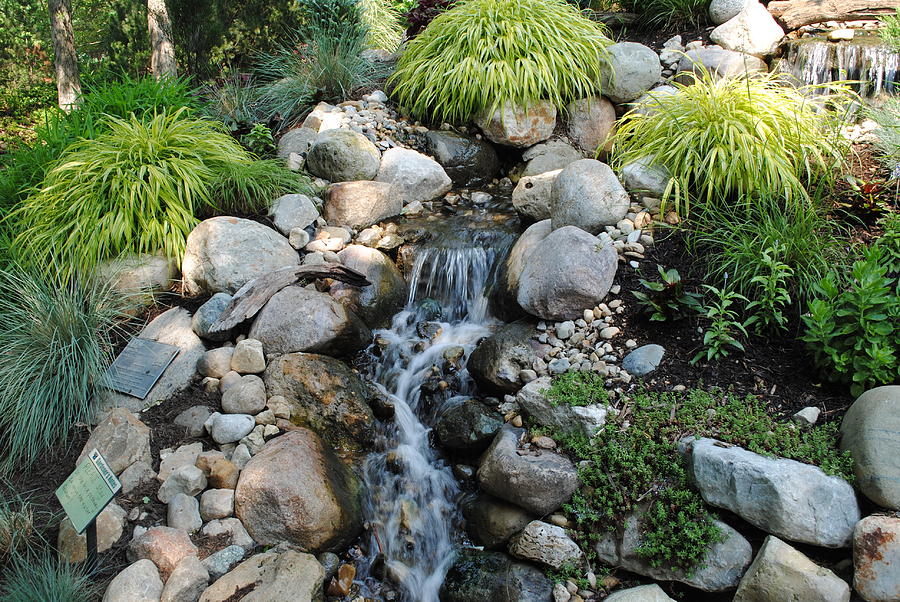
[768,0,899,30]
[208,263,371,333]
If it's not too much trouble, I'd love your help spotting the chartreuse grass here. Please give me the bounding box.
[389,0,613,123]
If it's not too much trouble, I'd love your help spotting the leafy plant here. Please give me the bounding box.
[692,284,751,364]
[545,371,608,407]
[0,551,98,602]
[360,0,405,50]
[209,159,313,216]
[878,8,900,51]
[389,0,613,124]
[0,488,36,562]
[241,123,276,155]
[867,97,900,171]
[198,72,264,132]
[876,212,900,276]
[801,246,899,396]
[632,265,702,321]
[612,70,849,217]
[744,244,793,334]
[619,0,710,29]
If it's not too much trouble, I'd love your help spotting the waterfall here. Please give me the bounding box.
[778,36,899,97]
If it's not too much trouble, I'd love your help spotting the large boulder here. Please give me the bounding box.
[512,170,560,222]
[853,515,900,602]
[709,0,751,24]
[620,158,671,198]
[128,526,199,580]
[269,193,319,236]
[550,159,630,233]
[500,220,552,309]
[733,536,850,602]
[676,48,767,81]
[375,147,452,204]
[840,385,900,509]
[330,245,407,328]
[521,139,582,177]
[565,96,616,153]
[516,376,609,437]
[462,493,534,549]
[475,100,557,148]
[234,429,363,552]
[434,397,503,453]
[97,253,175,303]
[78,408,151,474]
[440,549,553,602]
[600,42,662,104]
[595,510,752,592]
[710,2,785,56]
[323,181,399,230]
[277,127,317,161]
[248,286,371,357]
[263,353,377,456]
[304,128,381,182]
[182,217,299,296]
[477,425,579,515]
[605,585,675,602]
[102,560,163,602]
[424,130,499,186]
[199,546,325,602]
[630,85,679,116]
[517,226,618,321]
[681,437,860,547]
[507,520,583,570]
[468,320,548,393]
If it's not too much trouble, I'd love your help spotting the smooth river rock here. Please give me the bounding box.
[600,42,662,104]
[323,180,399,230]
[330,245,407,329]
[840,385,900,509]
[475,100,557,148]
[468,320,548,393]
[304,128,381,182]
[565,95,616,153]
[424,130,499,186]
[375,147,452,204]
[440,549,553,602]
[551,159,630,233]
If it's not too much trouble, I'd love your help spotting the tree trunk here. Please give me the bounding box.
[148,0,177,78]
[768,0,899,30]
[48,0,81,111]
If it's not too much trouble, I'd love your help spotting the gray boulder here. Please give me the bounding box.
[622,344,666,377]
[502,220,552,309]
[710,2,785,56]
[323,181,399,230]
[167,493,202,533]
[512,170,560,222]
[330,245,407,328]
[516,376,609,437]
[277,127,317,160]
[248,285,371,357]
[733,536,850,602]
[682,437,860,547]
[468,320,548,393]
[221,375,266,415]
[621,158,671,198]
[102,559,163,602]
[434,397,503,453]
[565,95,617,153]
[182,217,299,296]
[710,0,751,24]
[676,48,767,80]
[376,147,452,204]
[853,515,900,602]
[157,464,207,503]
[207,412,255,445]
[191,293,233,342]
[269,194,318,236]
[521,139,583,177]
[440,549,553,602]
[630,85,679,116]
[97,253,175,305]
[463,493,534,549]
[305,128,381,182]
[161,556,209,602]
[605,585,675,602]
[475,100,557,148]
[517,226,618,321]
[600,42,662,104]
[550,159,630,233]
[198,546,325,602]
[507,520,583,570]
[477,425,579,515]
[202,545,245,581]
[840,385,900,509]
[424,131,499,186]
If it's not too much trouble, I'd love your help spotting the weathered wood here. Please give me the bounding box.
[768,0,899,30]
[48,0,82,111]
[208,263,371,333]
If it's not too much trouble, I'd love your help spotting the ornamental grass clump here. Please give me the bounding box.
[612,70,848,217]
[389,0,613,123]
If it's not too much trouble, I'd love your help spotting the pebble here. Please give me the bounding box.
[599,327,620,339]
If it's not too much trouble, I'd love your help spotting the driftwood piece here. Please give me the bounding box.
[768,0,899,30]
[208,263,371,333]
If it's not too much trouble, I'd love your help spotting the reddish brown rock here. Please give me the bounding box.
[128,526,199,580]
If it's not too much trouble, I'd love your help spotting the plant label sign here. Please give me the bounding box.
[106,337,179,399]
[55,449,121,534]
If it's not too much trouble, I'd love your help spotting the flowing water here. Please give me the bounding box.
[357,205,518,601]
[777,36,899,97]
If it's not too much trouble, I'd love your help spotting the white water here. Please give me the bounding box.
[779,37,899,97]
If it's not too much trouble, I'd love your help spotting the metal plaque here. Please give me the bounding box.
[106,337,179,399]
[55,449,121,534]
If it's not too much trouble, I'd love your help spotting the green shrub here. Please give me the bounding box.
[0,551,98,602]
[209,159,313,216]
[619,0,710,28]
[692,284,751,364]
[389,0,613,124]
[198,72,265,132]
[878,8,900,51]
[632,265,702,321]
[0,267,131,473]
[0,489,36,562]
[360,0,405,50]
[544,371,608,407]
[612,70,848,217]
[867,97,900,170]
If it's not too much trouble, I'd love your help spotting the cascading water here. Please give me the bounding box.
[356,207,518,601]
[777,36,899,97]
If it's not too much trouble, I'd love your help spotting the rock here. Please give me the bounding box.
[709,0,751,24]
[231,338,265,374]
[198,546,325,602]
[326,563,355,597]
[828,29,855,42]
[198,347,234,378]
[468,320,547,393]
[161,556,209,602]
[78,408,151,474]
[605,585,675,601]
[201,518,256,552]
[517,377,609,437]
[551,159,630,232]
[630,85,679,116]
[330,245,407,328]
[119,461,157,494]
[733,536,850,601]
[499,220,552,315]
[219,371,240,393]
[596,511,752,591]
[304,128,381,182]
[202,545,245,580]
[322,180,399,230]
[710,2,785,56]
[463,493,534,549]
[840,386,900,509]
[200,489,235,521]
[622,344,665,377]
[168,493,202,533]
[477,425,579,515]
[289,228,310,250]
[522,139,583,177]
[128,526,199,580]
[98,253,175,303]
[207,413,255,445]
[269,194,318,236]
[440,548,553,602]
[207,458,239,489]
[517,226,618,321]
[621,158,671,197]
[103,559,163,602]
[676,48,767,80]
[58,502,125,563]
[682,437,860,547]
[565,96,617,153]
[248,286,371,357]
[221,375,266,414]
[234,429,362,552]
[276,127,317,160]
[191,293,233,342]
[375,147,452,204]
[853,515,900,601]
[512,170,560,222]
[158,464,207,503]
[424,131,499,186]
[792,406,820,427]
[159,443,204,482]
[434,398,503,453]
[182,217,299,296]
[263,352,376,455]
[600,42,663,103]
[475,100,557,148]
[508,520,583,570]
